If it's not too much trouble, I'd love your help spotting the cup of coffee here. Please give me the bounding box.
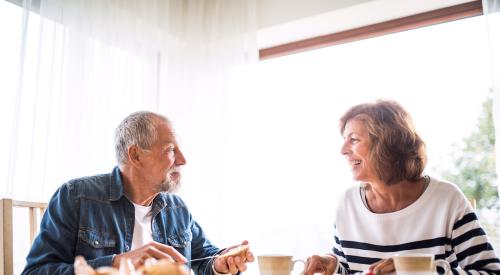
[393,254,451,275]
[257,254,305,275]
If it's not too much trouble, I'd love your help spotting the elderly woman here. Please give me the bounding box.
[302,100,500,275]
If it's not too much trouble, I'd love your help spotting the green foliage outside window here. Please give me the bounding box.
[443,97,498,209]
[438,95,499,251]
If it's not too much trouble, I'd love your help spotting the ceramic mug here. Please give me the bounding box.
[257,254,305,275]
[393,254,451,275]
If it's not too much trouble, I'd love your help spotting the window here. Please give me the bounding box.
[213,14,499,274]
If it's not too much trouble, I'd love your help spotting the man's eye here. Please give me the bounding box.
[166,147,175,153]
[350,138,359,144]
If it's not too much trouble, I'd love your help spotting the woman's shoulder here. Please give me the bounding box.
[426,176,471,210]
[428,176,465,197]
[335,184,364,212]
[339,184,362,200]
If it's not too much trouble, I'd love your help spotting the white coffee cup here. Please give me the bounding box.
[393,254,451,275]
[257,254,305,275]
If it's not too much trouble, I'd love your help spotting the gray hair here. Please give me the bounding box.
[114,111,170,166]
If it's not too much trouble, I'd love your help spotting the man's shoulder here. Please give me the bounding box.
[62,170,116,201]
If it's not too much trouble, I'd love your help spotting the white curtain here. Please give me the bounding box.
[483,0,500,196]
[1,0,256,201]
[156,1,258,246]
[1,0,256,272]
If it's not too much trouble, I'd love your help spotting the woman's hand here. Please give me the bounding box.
[302,254,337,275]
[369,258,395,275]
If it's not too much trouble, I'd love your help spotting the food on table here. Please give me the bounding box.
[73,256,188,275]
[220,244,250,261]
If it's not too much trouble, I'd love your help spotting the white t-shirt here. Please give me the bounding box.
[130,202,154,251]
[129,201,229,275]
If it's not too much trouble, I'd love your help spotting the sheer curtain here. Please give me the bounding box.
[4,0,159,203]
[2,0,256,201]
[1,0,256,272]
[484,0,500,197]
[156,1,258,247]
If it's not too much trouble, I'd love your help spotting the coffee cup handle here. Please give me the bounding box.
[292,259,306,271]
[434,259,451,275]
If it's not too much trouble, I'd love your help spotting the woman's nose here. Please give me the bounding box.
[340,142,349,155]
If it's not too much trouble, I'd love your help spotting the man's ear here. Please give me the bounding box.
[128,145,143,167]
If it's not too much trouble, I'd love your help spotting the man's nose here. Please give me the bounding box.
[175,149,186,165]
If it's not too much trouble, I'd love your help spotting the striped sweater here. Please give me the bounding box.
[332,177,500,275]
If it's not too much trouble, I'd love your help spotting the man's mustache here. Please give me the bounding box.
[168,167,181,174]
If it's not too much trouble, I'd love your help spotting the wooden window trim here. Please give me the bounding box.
[259,0,483,60]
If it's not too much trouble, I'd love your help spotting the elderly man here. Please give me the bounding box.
[22,111,253,275]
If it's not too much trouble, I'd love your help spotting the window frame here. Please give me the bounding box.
[259,0,483,60]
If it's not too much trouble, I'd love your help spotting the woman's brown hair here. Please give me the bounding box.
[339,100,427,185]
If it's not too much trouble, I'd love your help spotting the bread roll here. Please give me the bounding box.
[74,256,188,275]
[95,266,119,275]
[220,244,250,261]
[138,259,188,275]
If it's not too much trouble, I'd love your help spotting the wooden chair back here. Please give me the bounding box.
[0,199,47,275]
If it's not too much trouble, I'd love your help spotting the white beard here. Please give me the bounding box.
[158,167,181,193]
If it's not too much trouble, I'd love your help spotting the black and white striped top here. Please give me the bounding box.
[332,177,500,275]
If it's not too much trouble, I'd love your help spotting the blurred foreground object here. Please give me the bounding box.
[74,256,189,275]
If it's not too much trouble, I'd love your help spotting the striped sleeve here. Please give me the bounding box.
[332,223,356,275]
[449,211,500,275]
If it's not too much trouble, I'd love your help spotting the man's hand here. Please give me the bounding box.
[214,240,255,274]
[369,258,395,275]
[302,254,337,275]
[112,241,187,268]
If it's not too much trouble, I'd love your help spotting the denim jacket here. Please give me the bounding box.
[22,167,221,275]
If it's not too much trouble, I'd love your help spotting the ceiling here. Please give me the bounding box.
[256,0,476,48]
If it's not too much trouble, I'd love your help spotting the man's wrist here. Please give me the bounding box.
[211,260,231,275]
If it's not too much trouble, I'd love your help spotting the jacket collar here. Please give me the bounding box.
[109,166,125,201]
